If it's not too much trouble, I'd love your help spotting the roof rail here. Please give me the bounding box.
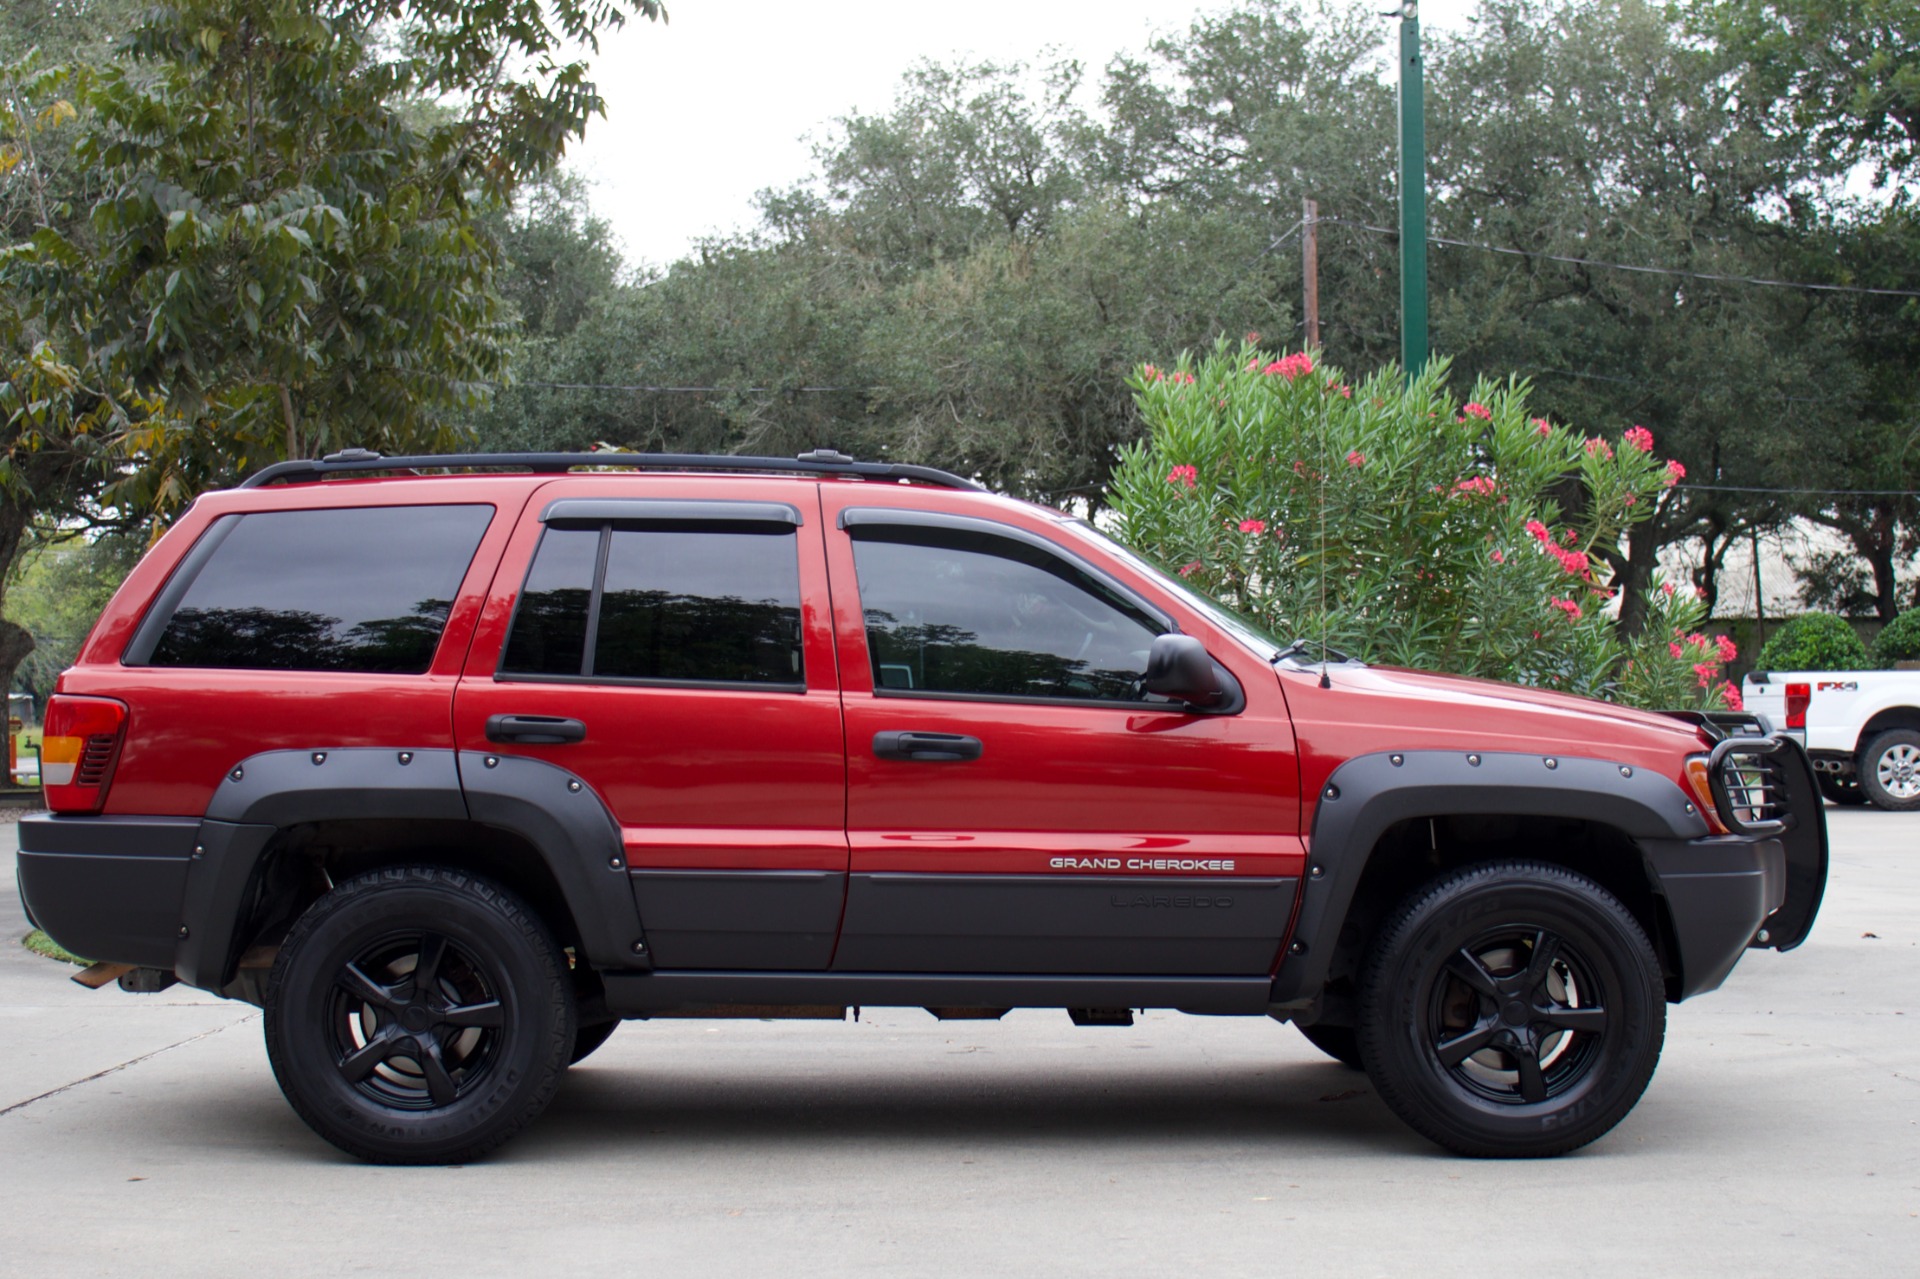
[238,447,988,492]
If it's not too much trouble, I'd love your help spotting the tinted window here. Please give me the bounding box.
[145,506,493,674]
[500,524,803,686]
[851,526,1163,702]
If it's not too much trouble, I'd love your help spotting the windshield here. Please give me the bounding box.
[1055,519,1289,661]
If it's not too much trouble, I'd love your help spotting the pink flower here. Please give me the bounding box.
[1557,548,1591,576]
[1623,425,1654,452]
[1669,641,1685,659]
[1177,560,1202,578]
[1585,437,1614,460]
[1171,371,1195,385]
[1142,364,1162,383]
[1245,331,1261,344]
[1454,476,1497,496]
[1167,464,1197,488]
[1661,582,1676,597]
[1624,494,1637,506]
[1532,418,1552,436]
[1666,459,1686,486]
[1346,450,1367,467]
[1549,597,1583,620]
[1694,662,1718,688]
[1328,380,1352,398]
[1263,352,1314,380]
[1695,586,1709,599]
[1461,402,1492,421]
[1720,682,1744,712]
[1716,635,1737,663]
[1238,519,1268,534]
[1491,549,1505,564]
[1525,519,1551,544]
[1687,632,1710,653]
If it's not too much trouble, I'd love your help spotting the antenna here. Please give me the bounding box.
[1317,349,1332,689]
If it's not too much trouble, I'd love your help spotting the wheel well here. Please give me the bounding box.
[1307,813,1684,1026]
[1857,709,1920,754]
[227,818,591,992]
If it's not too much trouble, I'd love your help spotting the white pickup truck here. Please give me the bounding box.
[1742,669,1920,809]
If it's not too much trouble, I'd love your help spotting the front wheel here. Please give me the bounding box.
[1358,862,1665,1158]
[264,866,575,1164]
[1859,730,1920,811]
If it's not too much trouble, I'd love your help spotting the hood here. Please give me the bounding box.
[1291,662,1713,766]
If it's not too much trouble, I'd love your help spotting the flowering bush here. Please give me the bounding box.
[1106,342,1740,711]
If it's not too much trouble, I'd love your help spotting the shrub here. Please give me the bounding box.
[1758,613,1871,672]
[1871,607,1920,666]
[1107,342,1739,710]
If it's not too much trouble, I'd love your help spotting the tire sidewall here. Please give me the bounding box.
[265,869,573,1164]
[1360,864,1665,1158]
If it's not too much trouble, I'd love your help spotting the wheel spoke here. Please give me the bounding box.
[440,999,503,1030]
[1435,1019,1500,1069]
[1514,1046,1548,1104]
[1521,931,1563,992]
[411,933,448,997]
[339,1032,398,1084]
[417,1038,459,1107]
[1539,1005,1607,1035]
[337,962,401,1013]
[1445,949,1502,998]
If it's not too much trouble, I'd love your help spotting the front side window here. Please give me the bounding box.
[850,524,1164,703]
[501,523,803,686]
[144,505,493,674]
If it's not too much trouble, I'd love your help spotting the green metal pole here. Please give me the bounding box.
[1397,2,1428,378]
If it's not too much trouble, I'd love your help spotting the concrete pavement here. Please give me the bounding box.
[2,809,1914,1276]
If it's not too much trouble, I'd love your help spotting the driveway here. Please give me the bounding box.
[2,809,1914,1276]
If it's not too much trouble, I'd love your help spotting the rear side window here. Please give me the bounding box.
[500,520,804,687]
[136,505,493,674]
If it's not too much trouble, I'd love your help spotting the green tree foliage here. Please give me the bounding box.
[1870,606,1920,665]
[5,532,138,703]
[1106,342,1739,709]
[1756,612,1872,671]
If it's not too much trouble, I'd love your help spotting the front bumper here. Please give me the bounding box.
[15,815,199,969]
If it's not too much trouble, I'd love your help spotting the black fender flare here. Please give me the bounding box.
[1267,749,1709,1008]
[177,748,643,989]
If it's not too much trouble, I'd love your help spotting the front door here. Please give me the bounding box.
[821,491,1303,976]
[454,477,847,969]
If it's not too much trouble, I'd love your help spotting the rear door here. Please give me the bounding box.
[453,477,848,969]
[820,489,1304,977]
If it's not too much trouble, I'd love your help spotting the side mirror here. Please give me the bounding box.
[1142,634,1227,708]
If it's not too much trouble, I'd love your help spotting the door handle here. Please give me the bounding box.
[486,714,587,744]
[872,730,983,762]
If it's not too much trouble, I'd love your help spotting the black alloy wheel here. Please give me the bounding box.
[1358,861,1665,1158]
[265,866,574,1164]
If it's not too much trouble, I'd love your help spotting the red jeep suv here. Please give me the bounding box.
[16,450,1826,1163]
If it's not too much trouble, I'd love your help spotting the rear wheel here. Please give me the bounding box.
[1817,773,1868,806]
[265,866,575,1164]
[1859,730,1920,811]
[1358,861,1665,1158]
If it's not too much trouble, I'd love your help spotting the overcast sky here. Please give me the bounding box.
[567,0,1476,268]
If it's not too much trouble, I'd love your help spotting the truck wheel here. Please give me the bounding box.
[1817,774,1869,807]
[1859,730,1920,811]
[1295,1023,1364,1069]
[569,1018,620,1066]
[1358,861,1665,1158]
[264,866,575,1165]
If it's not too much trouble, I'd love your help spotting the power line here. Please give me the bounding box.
[507,381,873,393]
[1680,483,1919,497]
[1316,217,1920,300]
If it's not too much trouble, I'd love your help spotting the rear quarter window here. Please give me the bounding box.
[131,505,494,674]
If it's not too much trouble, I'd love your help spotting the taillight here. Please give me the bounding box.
[1784,683,1810,730]
[42,694,128,813]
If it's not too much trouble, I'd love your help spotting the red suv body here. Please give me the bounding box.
[16,451,1827,1163]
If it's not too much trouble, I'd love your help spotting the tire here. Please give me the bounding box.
[1357,861,1665,1158]
[1859,730,1920,811]
[1817,773,1869,807]
[569,1018,620,1066]
[264,866,575,1165]
[1296,1022,1364,1070]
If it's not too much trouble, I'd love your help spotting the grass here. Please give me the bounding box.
[21,929,88,965]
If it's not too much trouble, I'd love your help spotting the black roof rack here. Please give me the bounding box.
[238,448,989,492]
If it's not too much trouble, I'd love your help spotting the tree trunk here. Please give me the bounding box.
[1616,519,1665,638]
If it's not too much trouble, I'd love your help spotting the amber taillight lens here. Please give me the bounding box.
[41,694,128,813]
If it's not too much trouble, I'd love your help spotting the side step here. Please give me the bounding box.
[603,971,1272,1016]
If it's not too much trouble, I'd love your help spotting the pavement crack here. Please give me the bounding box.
[0,1013,259,1119]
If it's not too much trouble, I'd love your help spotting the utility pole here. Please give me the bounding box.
[1302,198,1320,350]
[1396,2,1428,377]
